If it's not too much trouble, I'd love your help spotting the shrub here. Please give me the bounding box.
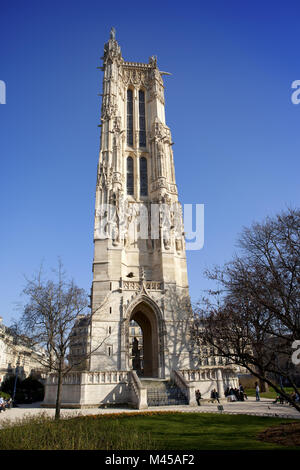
[0,375,44,403]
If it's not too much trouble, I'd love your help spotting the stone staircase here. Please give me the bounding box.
[141,379,188,406]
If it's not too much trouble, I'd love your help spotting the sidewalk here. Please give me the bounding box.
[0,397,299,427]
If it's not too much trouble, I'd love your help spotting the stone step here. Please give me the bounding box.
[140,379,169,390]
[141,379,189,406]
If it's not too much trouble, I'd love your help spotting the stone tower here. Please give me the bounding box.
[89,27,192,378]
[43,29,239,408]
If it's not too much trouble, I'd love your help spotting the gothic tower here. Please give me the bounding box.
[43,29,239,408]
[89,28,192,378]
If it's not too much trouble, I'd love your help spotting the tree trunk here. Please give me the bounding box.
[256,365,269,392]
[55,365,63,420]
[259,378,269,393]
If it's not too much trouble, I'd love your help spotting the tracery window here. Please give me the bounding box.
[139,90,146,147]
[127,157,134,195]
[127,89,133,146]
[140,157,148,197]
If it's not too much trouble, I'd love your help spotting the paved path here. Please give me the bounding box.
[0,397,299,427]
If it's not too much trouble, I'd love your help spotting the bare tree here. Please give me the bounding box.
[14,261,109,419]
[193,208,300,412]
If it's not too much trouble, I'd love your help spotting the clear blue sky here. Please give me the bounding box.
[0,0,299,324]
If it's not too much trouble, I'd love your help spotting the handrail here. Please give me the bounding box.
[171,370,189,398]
[171,370,196,406]
[129,371,148,409]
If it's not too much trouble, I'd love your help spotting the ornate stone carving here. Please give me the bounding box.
[149,55,157,67]
[123,280,163,291]
[121,68,150,88]
[101,96,117,120]
[97,161,113,189]
[110,116,124,149]
[102,29,123,65]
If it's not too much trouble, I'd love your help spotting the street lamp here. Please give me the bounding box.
[12,358,20,404]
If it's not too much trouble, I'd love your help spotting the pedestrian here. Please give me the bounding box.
[211,388,220,404]
[195,389,202,406]
[239,384,245,401]
[0,397,6,412]
[255,382,260,401]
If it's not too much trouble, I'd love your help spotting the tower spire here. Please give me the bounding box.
[102,26,122,65]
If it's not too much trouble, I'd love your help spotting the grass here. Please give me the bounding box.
[0,412,154,450]
[116,413,300,450]
[245,387,294,400]
[0,412,299,450]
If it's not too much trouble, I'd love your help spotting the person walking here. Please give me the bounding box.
[239,384,245,401]
[255,382,260,401]
[195,389,202,406]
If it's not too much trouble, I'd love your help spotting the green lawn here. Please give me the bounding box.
[0,412,299,450]
[118,413,299,450]
[245,387,294,400]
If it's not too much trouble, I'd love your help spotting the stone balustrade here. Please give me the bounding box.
[180,367,237,382]
[46,370,129,385]
[87,371,129,384]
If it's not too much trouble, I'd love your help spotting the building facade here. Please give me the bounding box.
[68,315,91,371]
[43,29,238,408]
[0,317,46,384]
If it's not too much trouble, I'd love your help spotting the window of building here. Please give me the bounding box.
[139,90,146,147]
[140,157,148,196]
[127,157,134,195]
[127,89,133,146]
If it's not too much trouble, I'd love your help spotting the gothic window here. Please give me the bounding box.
[127,89,133,146]
[140,157,148,196]
[139,90,146,147]
[127,157,134,195]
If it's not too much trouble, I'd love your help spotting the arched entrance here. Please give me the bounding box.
[128,300,161,378]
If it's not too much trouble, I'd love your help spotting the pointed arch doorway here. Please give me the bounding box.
[128,300,161,378]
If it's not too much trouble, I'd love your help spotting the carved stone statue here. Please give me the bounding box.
[110,27,116,40]
[149,55,157,67]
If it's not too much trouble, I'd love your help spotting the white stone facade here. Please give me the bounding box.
[0,317,46,383]
[89,28,191,378]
